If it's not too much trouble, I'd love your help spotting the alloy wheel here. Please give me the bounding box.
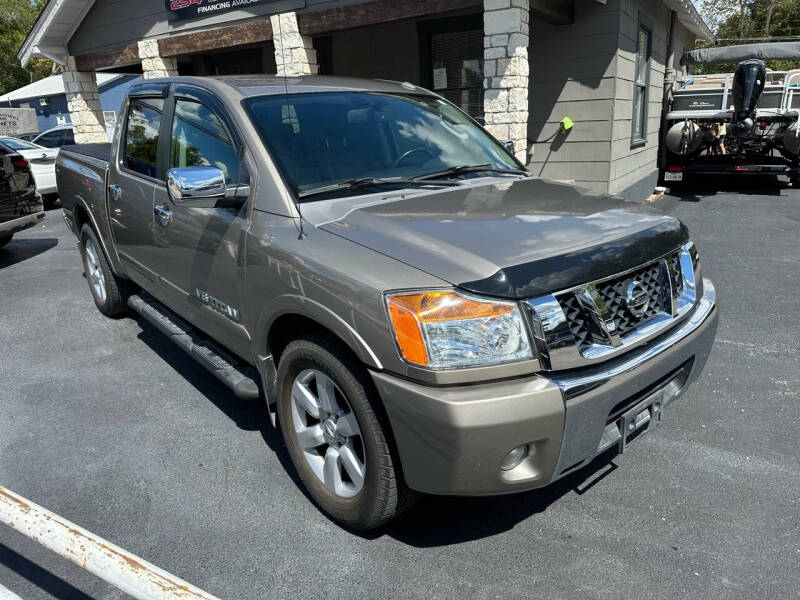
[84,238,107,303]
[290,368,366,498]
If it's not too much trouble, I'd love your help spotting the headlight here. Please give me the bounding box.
[385,290,533,369]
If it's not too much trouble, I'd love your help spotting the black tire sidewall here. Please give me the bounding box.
[276,338,392,529]
[0,234,12,247]
[79,225,116,315]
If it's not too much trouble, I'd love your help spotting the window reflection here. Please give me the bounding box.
[169,100,239,183]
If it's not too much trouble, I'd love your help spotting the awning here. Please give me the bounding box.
[681,42,800,66]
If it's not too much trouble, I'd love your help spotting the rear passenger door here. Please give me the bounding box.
[152,86,252,358]
[108,94,167,285]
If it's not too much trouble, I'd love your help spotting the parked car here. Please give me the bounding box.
[0,137,58,199]
[32,125,75,148]
[15,132,39,142]
[0,145,44,247]
[56,76,718,530]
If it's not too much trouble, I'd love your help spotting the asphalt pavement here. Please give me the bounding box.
[1,178,798,599]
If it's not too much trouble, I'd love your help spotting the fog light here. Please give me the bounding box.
[500,445,528,471]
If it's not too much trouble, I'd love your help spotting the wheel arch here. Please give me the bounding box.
[253,297,385,420]
[259,298,383,371]
[72,195,126,277]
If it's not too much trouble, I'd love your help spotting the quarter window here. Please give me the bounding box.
[125,98,164,178]
[169,100,239,183]
[631,22,652,146]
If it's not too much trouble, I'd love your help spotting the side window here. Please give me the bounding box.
[36,131,63,148]
[125,98,164,178]
[169,100,239,183]
[62,129,75,145]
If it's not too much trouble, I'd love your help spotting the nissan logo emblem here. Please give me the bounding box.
[625,280,650,318]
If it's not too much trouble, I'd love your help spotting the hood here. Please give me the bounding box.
[306,178,689,299]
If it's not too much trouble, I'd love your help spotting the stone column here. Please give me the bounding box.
[63,57,108,144]
[137,39,178,80]
[270,12,319,76]
[483,0,530,163]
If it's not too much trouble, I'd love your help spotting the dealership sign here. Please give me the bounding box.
[0,108,38,136]
[167,0,271,20]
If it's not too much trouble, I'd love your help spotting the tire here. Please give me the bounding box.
[79,224,131,317]
[276,334,416,530]
[0,234,12,248]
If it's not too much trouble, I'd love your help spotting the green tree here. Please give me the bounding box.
[0,0,55,97]
[693,0,800,72]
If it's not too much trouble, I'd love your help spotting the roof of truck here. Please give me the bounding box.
[147,75,438,98]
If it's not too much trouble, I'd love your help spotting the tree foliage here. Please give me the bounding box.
[695,0,800,71]
[0,0,55,97]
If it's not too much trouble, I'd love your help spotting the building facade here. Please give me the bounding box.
[0,73,139,134]
[19,0,711,200]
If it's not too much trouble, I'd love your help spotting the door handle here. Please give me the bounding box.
[108,184,122,202]
[154,204,172,226]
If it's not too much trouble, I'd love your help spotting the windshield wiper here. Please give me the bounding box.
[414,164,526,181]
[298,177,459,199]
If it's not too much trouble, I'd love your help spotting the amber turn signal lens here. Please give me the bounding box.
[387,301,429,366]
[386,291,515,366]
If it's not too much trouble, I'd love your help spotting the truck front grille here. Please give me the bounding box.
[524,243,700,370]
[556,254,675,351]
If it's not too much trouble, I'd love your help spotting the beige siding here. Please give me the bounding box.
[607,0,671,198]
[672,20,697,77]
[527,0,623,191]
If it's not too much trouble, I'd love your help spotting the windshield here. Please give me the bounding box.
[244,92,523,200]
[1,138,40,150]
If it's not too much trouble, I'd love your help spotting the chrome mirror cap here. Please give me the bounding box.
[167,166,226,202]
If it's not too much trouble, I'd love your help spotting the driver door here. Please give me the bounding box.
[152,89,251,358]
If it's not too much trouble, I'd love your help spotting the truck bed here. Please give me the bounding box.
[60,143,111,165]
[56,144,110,229]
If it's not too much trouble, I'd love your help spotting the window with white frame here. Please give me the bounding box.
[631,21,652,146]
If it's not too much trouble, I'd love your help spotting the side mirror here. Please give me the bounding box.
[167,166,227,206]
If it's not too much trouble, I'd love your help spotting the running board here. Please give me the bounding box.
[127,293,261,400]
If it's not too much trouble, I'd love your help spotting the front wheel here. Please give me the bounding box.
[79,224,131,317]
[276,334,415,530]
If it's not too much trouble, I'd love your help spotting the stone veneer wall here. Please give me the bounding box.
[270,13,319,76]
[138,39,179,80]
[483,0,530,163]
[62,57,108,144]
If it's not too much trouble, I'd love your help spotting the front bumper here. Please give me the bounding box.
[371,279,718,495]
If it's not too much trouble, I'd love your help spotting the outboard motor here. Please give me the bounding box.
[731,59,766,138]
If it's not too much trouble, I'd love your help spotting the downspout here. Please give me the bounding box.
[658,9,678,180]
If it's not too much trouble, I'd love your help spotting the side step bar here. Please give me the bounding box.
[128,293,261,400]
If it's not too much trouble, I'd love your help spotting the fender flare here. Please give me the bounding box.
[254,294,384,371]
[72,194,127,278]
